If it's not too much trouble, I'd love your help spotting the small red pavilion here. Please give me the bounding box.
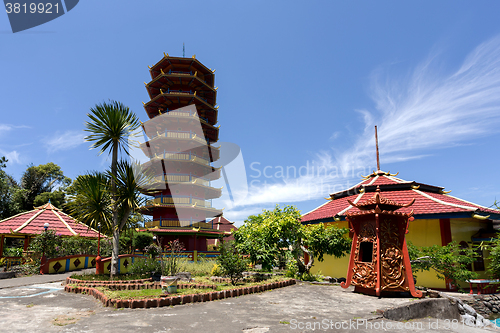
[0,202,100,257]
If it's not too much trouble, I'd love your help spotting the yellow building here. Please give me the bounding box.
[302,170,500,290]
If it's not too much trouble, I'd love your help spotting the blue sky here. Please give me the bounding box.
[2,1,500,225]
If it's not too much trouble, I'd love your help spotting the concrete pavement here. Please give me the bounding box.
[0,274,498,332]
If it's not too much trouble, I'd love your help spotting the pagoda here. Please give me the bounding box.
[138,54,226,255]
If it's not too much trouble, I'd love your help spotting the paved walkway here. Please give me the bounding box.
[0,274,497,332]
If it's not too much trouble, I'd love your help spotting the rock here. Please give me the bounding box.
[461,314,476,326]
[462,303,476,316]
[486,302,493,310]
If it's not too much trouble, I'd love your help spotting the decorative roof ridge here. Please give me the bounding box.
[337,192,366,216]
[0,210,33,224]
[412,189,477,211]
[34,202,60,211]
[13,208,46,232]
[347,186,415,212]
[437,193,500,213]
[51,209,78,236]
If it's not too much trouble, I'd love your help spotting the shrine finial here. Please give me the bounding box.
[375,125,380,171]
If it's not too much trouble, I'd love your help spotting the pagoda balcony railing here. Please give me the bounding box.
[150,130,211,146]
[152,174,210,187]
[150,150,210,166]
[156,109,210,124]
[158,88,210,103]
[145,218,213,229]
[146,196,213,208]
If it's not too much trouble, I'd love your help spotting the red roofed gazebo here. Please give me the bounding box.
[0,202,101,257]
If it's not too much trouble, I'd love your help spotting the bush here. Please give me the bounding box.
[128,258,161,276]
[182,259,215,277]
[3,247,23,257]
[216,241,248,285]
[133,232,153,252]
[211,263,222,277]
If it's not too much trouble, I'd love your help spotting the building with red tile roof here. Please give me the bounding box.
[0,202,101,256]
[207,215,238,248]
[302,169,500,290]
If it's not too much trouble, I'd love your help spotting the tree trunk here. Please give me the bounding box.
[110,142,119,278]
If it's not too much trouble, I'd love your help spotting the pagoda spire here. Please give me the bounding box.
[375,125,380,171]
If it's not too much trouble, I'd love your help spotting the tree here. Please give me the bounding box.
[84,100,141,277]
[407,241,477,291]
[216,240,248,285]
[234,205,351,275]
[18,162,71,210]
[0,157,21,219]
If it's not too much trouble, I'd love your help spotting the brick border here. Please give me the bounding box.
[64,279,296,309]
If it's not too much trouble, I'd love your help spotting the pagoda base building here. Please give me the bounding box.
[302,170,500,291]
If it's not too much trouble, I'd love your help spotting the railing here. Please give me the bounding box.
[145,219,213,228]
[152,174,210,187]
[146,196,212,208]
[150,130,210,146]
[152,150,210,166]
[2,256,22,269]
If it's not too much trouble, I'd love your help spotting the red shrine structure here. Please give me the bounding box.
[340,186,423,297]
[138,54,226,255]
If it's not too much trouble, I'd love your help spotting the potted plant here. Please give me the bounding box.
[160,240,185,293]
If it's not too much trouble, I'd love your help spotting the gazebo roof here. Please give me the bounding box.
[302,170,500,223]
[0,202,101,237]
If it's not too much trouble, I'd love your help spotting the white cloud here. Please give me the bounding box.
[0,149,21,164]
[220,35,500,223]
[45,130,86,153]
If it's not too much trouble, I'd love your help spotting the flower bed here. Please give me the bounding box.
[64,278,297,309]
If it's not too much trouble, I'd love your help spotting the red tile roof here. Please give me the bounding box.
[0,202,100,237]
[207,216,237,246]
[302,170,500,223]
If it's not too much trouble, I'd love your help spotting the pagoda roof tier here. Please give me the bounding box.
[149,56,215,87]
[139,226,226,239]
[302,170,500,223]
[145,219,217,229]
[146,74,216,105]
[140,141,220,162]
[142,155,220,176]
[144,95,217,123]
[142,106,219,134]
[138,202,223,217]
[142,124,219,146]
[139,177,222,200]
[0,202,101,237]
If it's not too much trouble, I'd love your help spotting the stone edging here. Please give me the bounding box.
[66,277,152,285]
[64,279,297,309]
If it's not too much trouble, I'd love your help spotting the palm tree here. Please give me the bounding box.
[84,100,141,277]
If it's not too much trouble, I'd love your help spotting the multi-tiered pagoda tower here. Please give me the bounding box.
[139,54,226,254]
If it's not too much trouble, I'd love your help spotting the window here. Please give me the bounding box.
[359,242,373,263]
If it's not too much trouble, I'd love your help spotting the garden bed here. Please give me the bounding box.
[64,277,296,309]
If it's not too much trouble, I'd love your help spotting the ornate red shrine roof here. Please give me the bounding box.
[0,202,101,237]
[302,170,500,223]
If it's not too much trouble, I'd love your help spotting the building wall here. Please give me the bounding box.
[309,218,488,290]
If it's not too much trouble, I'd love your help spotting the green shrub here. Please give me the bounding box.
[133,232,153,251]
[216,241,248,285]
[182,259,216,277]
[3,247,23,257]
[129,258,161,276]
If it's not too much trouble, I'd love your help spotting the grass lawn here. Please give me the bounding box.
[90,275,290,300]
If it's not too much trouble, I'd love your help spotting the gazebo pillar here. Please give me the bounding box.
[23,236,29,252]
[0,235,4,258]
